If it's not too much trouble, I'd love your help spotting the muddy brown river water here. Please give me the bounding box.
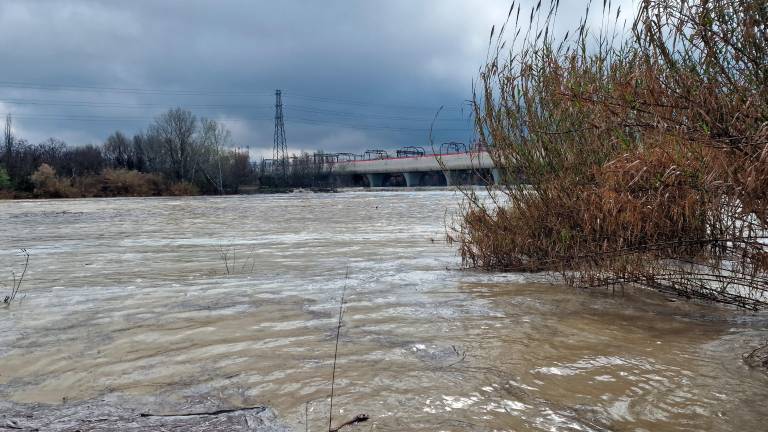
[1,191,767,431]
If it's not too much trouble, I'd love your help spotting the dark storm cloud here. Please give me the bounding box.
[0,0,631,155]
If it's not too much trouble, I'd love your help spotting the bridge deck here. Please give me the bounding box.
[333,151,494,174]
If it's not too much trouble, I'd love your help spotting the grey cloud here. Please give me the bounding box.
[0,0,632,155]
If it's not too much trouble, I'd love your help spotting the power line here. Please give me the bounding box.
[0,85,474,134]
[0,80,466,110]
[285,91,464,111]
[288,116,472,132]
[2,112,473,133]
[285,105,469,122]
[0,93,473,127]
[0,97,274,111]
[0,97,470,122]
[0,80,274,97]
[2,113,272,123]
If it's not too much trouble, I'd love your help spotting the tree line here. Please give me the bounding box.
[0,108,255,198]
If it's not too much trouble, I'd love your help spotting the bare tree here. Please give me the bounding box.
[132,132,163,174]
[59,144,105,176]
[130,133,146,172]
[37,138,66,165]
[3,114,12,167]
[103,131,132,169]
[199,118,231,194]
[3,114,13,159]
[149,108,198,182]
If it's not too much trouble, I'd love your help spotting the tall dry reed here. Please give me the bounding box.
[451,0,768,309]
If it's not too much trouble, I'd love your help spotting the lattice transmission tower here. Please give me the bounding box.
[273,89,287,176]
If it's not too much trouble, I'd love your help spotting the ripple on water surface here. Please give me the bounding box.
[0,192,767,431]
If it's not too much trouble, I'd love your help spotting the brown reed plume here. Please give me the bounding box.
[450,0,768,309]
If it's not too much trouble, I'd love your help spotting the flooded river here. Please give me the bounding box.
[1,191,767,431]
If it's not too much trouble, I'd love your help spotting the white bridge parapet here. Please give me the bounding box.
[331,151,499,187]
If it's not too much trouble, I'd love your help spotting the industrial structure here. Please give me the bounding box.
[333,147,499,187]
[259,144,502,187]
[272,89,288,177]
[261,91,501,187]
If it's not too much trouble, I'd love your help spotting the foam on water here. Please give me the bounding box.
[1,191,767,431]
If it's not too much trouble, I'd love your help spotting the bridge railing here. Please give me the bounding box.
[257,142,490,176]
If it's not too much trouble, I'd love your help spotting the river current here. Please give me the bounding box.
[1,191,766,431]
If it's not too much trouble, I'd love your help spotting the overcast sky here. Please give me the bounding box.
[0,0,632,157]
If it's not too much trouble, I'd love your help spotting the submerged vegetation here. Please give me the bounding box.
[452,0,768,309]
[3,249,29,306]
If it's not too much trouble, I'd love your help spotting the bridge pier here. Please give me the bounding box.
[442,170,455,186]
[365,173,386,188]
[491,168,502,185]
[403,172,421,187]
[336,151,497,188]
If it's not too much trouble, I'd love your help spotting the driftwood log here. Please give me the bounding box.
[744,343,768,370]
[329,413,369,432]
[0,397,291,431]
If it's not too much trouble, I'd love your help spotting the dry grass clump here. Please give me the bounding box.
[29,164,199,198]
[100,169,164,197]
[30,164,78,198]
[167,181,199,196]
[452,0,768,309]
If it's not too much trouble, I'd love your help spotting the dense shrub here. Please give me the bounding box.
[0,167,10,190]
[100,169,163,197]
[30,164,77,198]
[453,0,768,309]
[167,181,199,196]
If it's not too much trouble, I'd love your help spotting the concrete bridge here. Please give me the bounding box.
[332,151,500,187]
